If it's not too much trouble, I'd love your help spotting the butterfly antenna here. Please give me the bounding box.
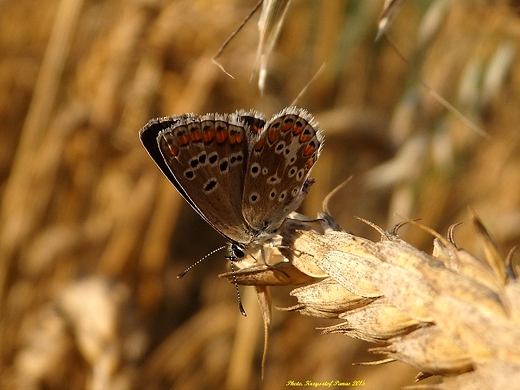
[177,245,227,278]
[230,261,247,317]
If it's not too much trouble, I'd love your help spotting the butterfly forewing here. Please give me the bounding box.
[242,107,323,232]
[140,115,194,205]
[141,113,253,244]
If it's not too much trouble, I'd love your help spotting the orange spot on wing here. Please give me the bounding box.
[229,132,243,145]
[268,129,278,143]
[299,134,312,143]
[215,128,228,143]
[303,144,316,156]
[292,124,303,135]
[251,125,261,134]
[254,138,265,152]
[202,127,215,143]
[167,144,179,157]
[177,135,190,147]
[189,131,202,142]
[281,123,292,132]
[305,157,315,169]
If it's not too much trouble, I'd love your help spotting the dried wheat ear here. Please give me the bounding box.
[221,211,520,389]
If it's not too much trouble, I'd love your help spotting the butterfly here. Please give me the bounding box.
[139,106,323,262]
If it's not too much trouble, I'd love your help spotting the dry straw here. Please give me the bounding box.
[2,0,520,389]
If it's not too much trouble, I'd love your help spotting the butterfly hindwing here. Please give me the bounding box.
[241,107,323,233]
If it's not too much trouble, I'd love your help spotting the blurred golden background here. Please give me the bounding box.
[1,0,520,389]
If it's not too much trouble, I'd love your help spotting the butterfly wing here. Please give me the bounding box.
[242,107,323,233]
[140,115,190,200]
[139,112,265,244]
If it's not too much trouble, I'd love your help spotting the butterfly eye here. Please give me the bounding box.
[231,244,245,259]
